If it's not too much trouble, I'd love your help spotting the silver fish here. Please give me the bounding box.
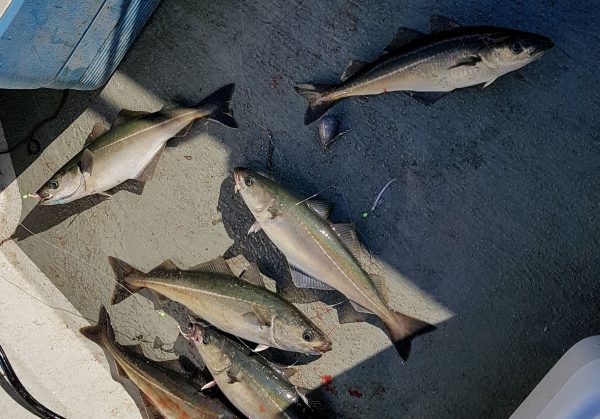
[35,84,238,204]
[295,15,553,124]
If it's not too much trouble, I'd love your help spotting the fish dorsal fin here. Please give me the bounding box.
[331,223,362,260]
[240,263,265,287]
[140,391,166,419]
[403,91,448,106]
[369,273,390,304]
[429,15,461,33]
[384,27,426,53]
[149,259,179,274]
[114,109,151,126]
[306,199,332,220]
[84,122,110,146]
[289,263,335,290]
[189,256,234,276]
[340,60,369,82]
[133,144,165,183]
[350,300,374,314]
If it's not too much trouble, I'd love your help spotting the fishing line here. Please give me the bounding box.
[293,184,336,207]
[13,222,182,332]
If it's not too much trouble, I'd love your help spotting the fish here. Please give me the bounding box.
[295,15,554,124]
[80,306,237,419]
[189,324,317,419]
[109,256,332,355]
[233,168,435,361]
[35,84,238,204]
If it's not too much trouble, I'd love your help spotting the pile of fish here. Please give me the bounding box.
[21,12,552,419]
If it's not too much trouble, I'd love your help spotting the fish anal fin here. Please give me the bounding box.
[115,109,151,127]
[483,78,497,89]
[340,60,369,82]
[306,199,333,220]
[240,264,265,287]
[148,259,179,274]
[429,15,461,33]
[140,391,166,419]
[404,91,448,106]
[331,223,362,260]
[174,121,194,138]
[189,256,234,276]
[350,300,374,314]
[115,361,129,379]
[289,263,335,290]
[133,145,165,183]
[384,27,426,53]
[369,274,390,305]
[84,122,110,146]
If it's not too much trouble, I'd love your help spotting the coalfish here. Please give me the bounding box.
[295,15,553,124]
[109,256,332,355]
[80,306,237,419]
[234,168,435,361]
[189,325,316,419]
[35,84,238,204]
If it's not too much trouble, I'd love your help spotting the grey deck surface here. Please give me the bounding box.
[0,1,598,418]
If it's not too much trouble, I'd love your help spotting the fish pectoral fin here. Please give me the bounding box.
[226,366,242,384]
[331,223,362,260]
[247,221,262,235]
[340,60,369,82]
[306,199,333,220]
[429,15,461,33]
[114,109,151,127]
[404,91,448,106]
[448,56,482,69]
[253,344,270,353]
[84,121,110,146]
[133,145,165,183]
[189,256,235,276]
[98,191,112,198]
[173,121,194,138]
[139,391,166,419]
[350,300,374,314]
[240,263,266,287]
[201,380,217,391]
[369,273,390,305]
[483,78,497,89]
[80,149,94,176]
[148,259,179,274]
[252,305,272,327]
[289,263,335,290]
[384,27,426,54]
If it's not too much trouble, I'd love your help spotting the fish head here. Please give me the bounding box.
[189,324,232,372]
[233,167,282,222]
[478,29,554,74]
[271,316,332,355]
[35,164,87,205]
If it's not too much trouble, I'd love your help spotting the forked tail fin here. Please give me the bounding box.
[197,83,238,128]
[108,256,144,305]
[294,83,338,125]
[80,306,114,347]
[384,311,436,362]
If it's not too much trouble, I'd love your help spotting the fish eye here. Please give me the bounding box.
[202,335,210,345]
[244,176,254,187]
[302,330,314,342]
[511,42,524,54]
[48,180,59,189]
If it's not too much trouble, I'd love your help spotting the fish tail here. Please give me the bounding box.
[108,256,144,305]
[80,305,114,346]
[294,83,339,125]
[197,83,239,128]
[384,311,436,362]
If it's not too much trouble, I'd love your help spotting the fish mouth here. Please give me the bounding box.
[529,37,554,57]
[313,341,333,354]
[34,192,51,205]
[232,167,249,193]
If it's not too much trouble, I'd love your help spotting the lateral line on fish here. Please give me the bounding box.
[292,211,394,325]
[92,109,201,153]
[14,222,181,331]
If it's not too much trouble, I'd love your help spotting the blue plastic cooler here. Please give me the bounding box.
[0,0,160,90]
